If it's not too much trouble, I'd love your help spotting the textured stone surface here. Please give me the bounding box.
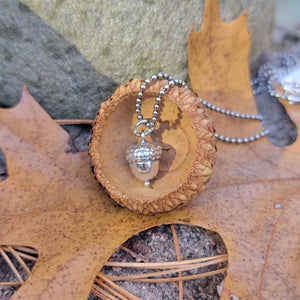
[0,0,118,119]
[0,0,274,118]
[20,0,275,82]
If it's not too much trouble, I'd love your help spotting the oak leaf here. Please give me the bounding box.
[0,1,299,299]
[188,0,300,299]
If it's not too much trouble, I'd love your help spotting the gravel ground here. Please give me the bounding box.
[89,225,227,300]
[0,251,36,299]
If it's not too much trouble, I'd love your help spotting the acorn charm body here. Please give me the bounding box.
[126,137,162,186]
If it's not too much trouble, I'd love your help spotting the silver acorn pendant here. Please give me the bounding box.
[126,136,162,186]
[126,73,187,186]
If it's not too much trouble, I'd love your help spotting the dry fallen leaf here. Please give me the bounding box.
[0,0,299,299]
[188,0,300,299]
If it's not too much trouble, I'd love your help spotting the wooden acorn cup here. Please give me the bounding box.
[89,78,216,214]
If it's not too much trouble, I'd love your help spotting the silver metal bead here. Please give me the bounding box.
[152,116,157,122]
[245,114,251,119]
[206,103,211,108]
[138,92,143,97]
[243,137,250,143]
[169,80,175,86]
[251,114,256,119]
[221,108,226,114]
[168,75,173,80]
[153,110,158,115]
[140,84,146,90]
[201,100,207,105]
[263,129,269,135]
[211,105,216,110]
[237,138,243,143]
[178,79,182,85]
[135,108,141,113]
[155,97,161,102]
[153,103,159,109]
[137,114,143,120]
[162,73,168,79]
[255,133,262,139]
[136,98,142,104]
[144,180,150,187]
[145,78,151,84]
[215,107,220,112]
[240,113,245,118]
[164,84,170,90]
[159,89,165,96]
[225,110,231,115]
[157,72,163,78]
[182,81,186,86]
[230,111,235,116]
[235,112,240,118]
[225,137,230,142]
[150,121,155,127]
[249,136,255,142]
[174,79,179,84]
[136,103,141,108]
[151,74,158,80]
[230,137,237,143]
[219,135,225,140]
[214,132,219,138]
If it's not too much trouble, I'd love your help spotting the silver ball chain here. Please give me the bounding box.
[134,72,187,137]
[135,70,272,143]
[199,98,268,143]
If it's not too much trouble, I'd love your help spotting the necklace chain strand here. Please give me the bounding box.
[135,72,268,143]
[199,98,269,143]
[135,72,187,135]
[135,54,299,143]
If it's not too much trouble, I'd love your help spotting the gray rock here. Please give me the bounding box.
[0,0,275,119]
[0,0,118,119]
[21,0,275,81]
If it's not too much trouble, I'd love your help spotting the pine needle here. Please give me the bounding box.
[55,119,94,125]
